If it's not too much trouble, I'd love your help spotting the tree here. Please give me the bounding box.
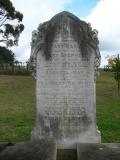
[0,0,24,47]
[106,55,116,67]
[107,54,120,96]
[0,46,14,63]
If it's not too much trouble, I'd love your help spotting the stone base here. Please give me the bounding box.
[57,129,101,149]
[77,143,120,160]
[0,139,57,160]
[1,141,120,160]
[31,127,101,149]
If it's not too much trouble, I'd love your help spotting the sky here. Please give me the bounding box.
[9,0,120,67]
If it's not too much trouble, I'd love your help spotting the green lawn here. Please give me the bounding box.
[0,70,120,143]
[0,76,35,142]
[96,69,120,142]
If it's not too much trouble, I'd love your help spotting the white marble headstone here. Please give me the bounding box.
[30,11,101,148]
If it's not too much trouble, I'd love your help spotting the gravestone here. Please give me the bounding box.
[30,11,101,148]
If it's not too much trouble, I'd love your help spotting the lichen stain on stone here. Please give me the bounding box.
[37,113,92,139]
[37,115,62,138]
[44,23,57,61]
[41,11,92,61]
[49,117,62,138]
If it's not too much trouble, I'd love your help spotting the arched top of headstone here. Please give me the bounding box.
[50,11,81,23]
[31,11,100,60]
[30,11,101,80]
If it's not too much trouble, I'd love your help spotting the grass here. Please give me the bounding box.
[96,69,120,143]
[0,69,120,143]
[57,149,77,160]
[0,75,35,142]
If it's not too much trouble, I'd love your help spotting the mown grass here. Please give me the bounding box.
[0,75,35,142]
[96,69,120,143]
[0,70,120,143]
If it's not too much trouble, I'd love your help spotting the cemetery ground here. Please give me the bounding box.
[0,69,120,159]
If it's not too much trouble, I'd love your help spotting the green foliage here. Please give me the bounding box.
[112,55,120,95]
[0,0,24,47]
[107,54,120,95]
[113,55,120,80]
[0,46,14,63]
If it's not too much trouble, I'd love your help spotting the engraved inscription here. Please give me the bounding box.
[31,11,101,145]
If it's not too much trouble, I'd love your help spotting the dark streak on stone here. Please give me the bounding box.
[38,11,95,61]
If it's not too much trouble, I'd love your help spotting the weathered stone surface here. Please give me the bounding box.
[0,142,14,152]
[0,139,57,160]
[77,143,120,160]
[30,11,101,148]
